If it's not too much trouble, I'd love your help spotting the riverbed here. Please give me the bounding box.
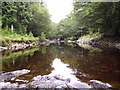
[1,42,120,88]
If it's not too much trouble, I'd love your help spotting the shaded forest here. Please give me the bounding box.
[1,1,120,42]
[49,1,120,40]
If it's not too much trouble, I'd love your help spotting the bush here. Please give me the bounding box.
[39,32,47,42]
[78,33,103,42]
[2,39,11,47]
[64,37,78,41]
[1,28,39,41]
[29,32,34,37]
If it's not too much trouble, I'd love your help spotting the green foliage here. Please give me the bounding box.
[64,42,78,47]
[46,23,59,39]
[27,3,52,36]
[2,2,120,42]
[74,2,120,37]
[64,37,78,41]
[29,31,34,37]
[52,2,120,40]
[80,33,102,39]
[1,29,39,46]
[2,47,39,69]
[2,40,10,47]
[2,2,52,41]
[78,44,102,53]
[55,13,79,39]
[39,32,47,42]
[77,33,102,43]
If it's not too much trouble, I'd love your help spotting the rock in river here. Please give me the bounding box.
[90,80,112,88]
[0,82,18,88]
[27,75,72,88]
[0,69,30,82]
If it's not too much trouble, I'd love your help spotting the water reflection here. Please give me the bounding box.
[77,43,102,53]
[2,47,40,72]
[1,42,120,88]
[50,58,91,88]
[50,58,74,77]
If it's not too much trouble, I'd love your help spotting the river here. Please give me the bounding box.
[1,42,120,88]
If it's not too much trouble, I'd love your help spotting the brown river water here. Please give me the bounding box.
[1,42,120,88]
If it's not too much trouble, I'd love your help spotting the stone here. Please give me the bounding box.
[27,75,71,88]
[0,82,18,88]
[90,80,112,88]
[0,69,30,82]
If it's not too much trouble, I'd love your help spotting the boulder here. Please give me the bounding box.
[27,75,71,88]
[0,69,30,82]
[90,80,112,88]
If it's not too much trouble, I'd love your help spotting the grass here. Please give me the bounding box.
[1,30,39,41]
[1,29,39,46]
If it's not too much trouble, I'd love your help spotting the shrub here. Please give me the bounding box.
[39,32,47,42]
[64,37,78,41]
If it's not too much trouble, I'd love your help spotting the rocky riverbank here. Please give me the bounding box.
[90,37,120,49]
[77,37,120,49]
[0,40,50,51]
[1,37,119,52]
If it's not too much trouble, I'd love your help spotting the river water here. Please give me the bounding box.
[1,42,120,88]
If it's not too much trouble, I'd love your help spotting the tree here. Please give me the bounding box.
[73,2,120,37]
[27,2,52,37]
[2,2,52,37]
[54,1,120,39]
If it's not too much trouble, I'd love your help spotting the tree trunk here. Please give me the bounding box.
[11,24,14,32]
